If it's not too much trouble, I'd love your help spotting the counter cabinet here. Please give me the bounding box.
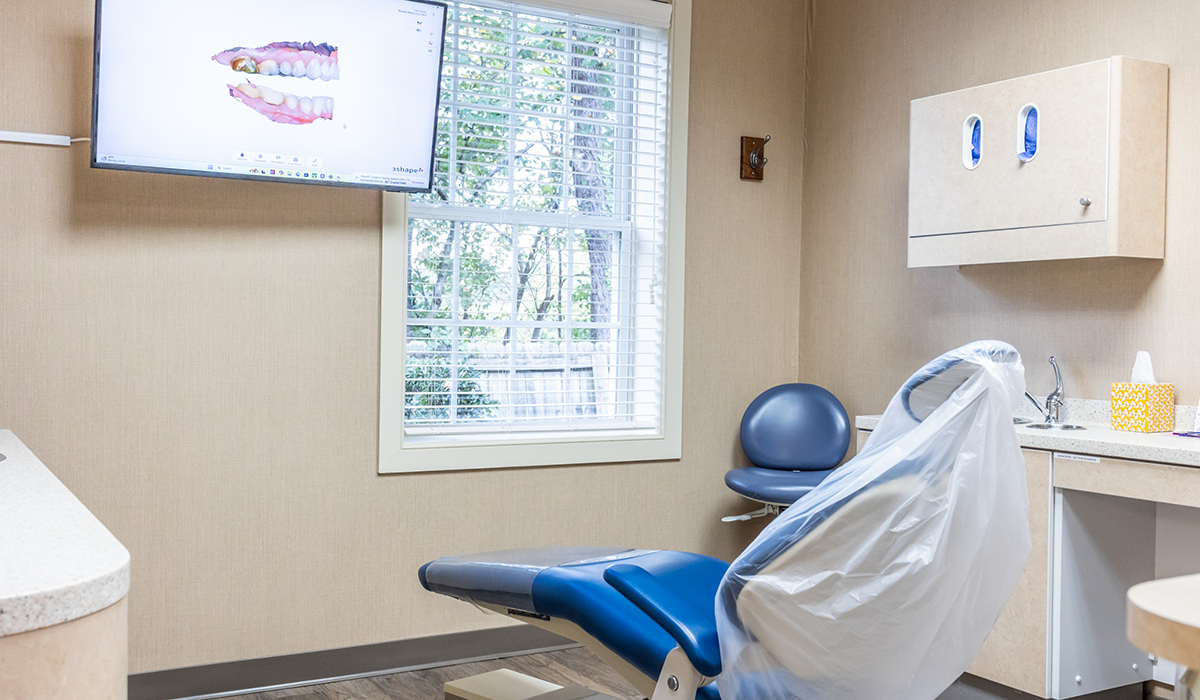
[856,428,1200,699]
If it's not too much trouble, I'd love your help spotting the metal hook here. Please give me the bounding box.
[749,134,771,171]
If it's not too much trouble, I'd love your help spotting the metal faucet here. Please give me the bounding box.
[1025,356,1064,424]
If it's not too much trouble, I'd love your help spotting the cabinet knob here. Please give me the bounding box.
[1080,197,1092,207]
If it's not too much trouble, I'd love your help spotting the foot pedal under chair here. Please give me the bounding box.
[445,669,621,700]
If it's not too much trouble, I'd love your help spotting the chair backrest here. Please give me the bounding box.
[715,340,1029,700]
[739,384,850,470]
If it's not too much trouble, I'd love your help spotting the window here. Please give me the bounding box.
[379,0,688,472]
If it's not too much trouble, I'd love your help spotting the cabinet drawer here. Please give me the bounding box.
[1053,452,1200,508]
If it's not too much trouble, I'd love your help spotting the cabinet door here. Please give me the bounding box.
[968,449,1051,698]
[910,60,1110,237]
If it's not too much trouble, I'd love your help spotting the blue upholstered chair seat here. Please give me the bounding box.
[722,466,835,505]
[420,547,728,699]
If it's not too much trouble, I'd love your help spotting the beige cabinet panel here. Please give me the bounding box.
[908,56,1167,267]
[0,598,127,700]
[968,449,1051,698]
[910,60,1109,236]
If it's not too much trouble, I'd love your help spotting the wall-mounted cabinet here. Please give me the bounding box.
[908,56,1168,268]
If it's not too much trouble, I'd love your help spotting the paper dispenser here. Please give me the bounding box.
[908,56,1168,267]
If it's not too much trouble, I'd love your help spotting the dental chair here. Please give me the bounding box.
[722,384,850,522]
[420,341,1031,700]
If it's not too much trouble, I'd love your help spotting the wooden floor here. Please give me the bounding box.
[224,647,1038,700]
[225,647,642,700]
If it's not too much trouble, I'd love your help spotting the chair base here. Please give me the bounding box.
[720,504,781,523]
[477,602,658,698]
[444,668,618,700]
[473,603,717,700]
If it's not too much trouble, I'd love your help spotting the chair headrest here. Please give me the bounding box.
[900,340,1021,422]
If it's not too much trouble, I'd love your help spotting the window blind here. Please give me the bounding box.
[404,0,670,439]
[496,0,672,29]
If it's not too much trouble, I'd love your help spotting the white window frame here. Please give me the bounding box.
[378,0,689,473]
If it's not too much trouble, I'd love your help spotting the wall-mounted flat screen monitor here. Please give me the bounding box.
[91,0,447,192]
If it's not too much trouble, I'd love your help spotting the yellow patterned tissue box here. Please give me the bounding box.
[1111,382,1174,432]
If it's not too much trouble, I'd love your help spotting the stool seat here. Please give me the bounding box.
[724,466,836,506]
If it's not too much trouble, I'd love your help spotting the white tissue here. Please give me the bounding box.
[1131,351,1156,384]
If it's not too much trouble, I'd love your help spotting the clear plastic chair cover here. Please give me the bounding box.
[715,340,1031,700]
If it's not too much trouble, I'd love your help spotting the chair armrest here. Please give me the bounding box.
[603,564,722,678]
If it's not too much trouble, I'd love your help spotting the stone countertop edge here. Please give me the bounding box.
[0,430,130,638]
[854,402,1200,469]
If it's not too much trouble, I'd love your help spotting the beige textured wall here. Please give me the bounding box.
[801,0,1200,433]
[0,0,806,674]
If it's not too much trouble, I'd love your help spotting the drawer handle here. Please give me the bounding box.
[1080,197,1092,207]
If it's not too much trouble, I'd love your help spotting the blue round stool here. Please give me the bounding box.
[724,383,851,508]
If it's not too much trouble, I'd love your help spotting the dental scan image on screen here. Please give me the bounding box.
[92,0,446,192]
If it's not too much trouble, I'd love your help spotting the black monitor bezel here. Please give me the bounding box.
[90,0,448,193]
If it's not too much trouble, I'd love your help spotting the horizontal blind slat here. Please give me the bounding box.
[447,28,668,62]
[437,111,666,141]
[450,0,671,30]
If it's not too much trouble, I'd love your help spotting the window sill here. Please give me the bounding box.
[379,431,681,473]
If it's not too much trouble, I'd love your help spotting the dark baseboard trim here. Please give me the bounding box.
[944,674,1142,700]
[946,673,1041,700]
[128,626,580,700]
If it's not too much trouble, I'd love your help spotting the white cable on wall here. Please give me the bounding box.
[0,131,87,147]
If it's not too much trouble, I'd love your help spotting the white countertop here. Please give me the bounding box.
[0,430,129,637]
[855,412,1200,468]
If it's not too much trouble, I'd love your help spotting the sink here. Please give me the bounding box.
[1025,423,1087,431]
[1013,417,1033,425]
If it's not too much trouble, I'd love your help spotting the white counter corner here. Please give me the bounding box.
[0,430,130,638]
